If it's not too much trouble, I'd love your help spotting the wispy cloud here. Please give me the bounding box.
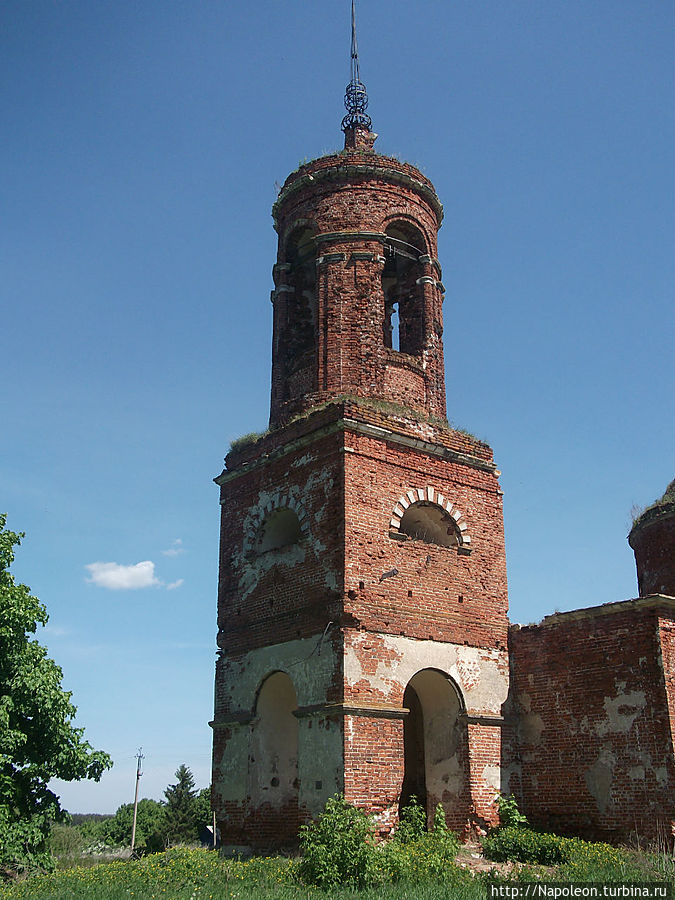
[162,539,185,557]
[42,624,70,637]
[85,560,160,590]
[166,579,184,591]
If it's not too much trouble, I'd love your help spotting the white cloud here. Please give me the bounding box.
[162,539,185,557]
[42,624,69,637]
[85,560,160,590]
[166,579,184,591]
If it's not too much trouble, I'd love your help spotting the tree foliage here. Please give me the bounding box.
[101,798,166,851]
[0,515,112,877]
[164,764,198,846]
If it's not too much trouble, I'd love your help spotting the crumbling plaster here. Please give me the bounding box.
[344,631,508,716]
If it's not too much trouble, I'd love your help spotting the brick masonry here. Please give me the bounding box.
[211,132,675,850]
[507,598,675,842]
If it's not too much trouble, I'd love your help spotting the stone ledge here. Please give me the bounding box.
[294,701,408,720]
[511,593,675,631]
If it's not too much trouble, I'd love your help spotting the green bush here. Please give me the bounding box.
[394,796,426,844]
[495,794,528,829]
[484,825,645,880]
[483,826,575,865]
[385,829,462,883]
[47,824,86,867]
[558,842,648,882]
[298,795,381,888]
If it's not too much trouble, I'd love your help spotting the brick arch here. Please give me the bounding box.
[389,486,471,551]
[279,217,318,254]
[242,493,310,555]
[380,213,433,255]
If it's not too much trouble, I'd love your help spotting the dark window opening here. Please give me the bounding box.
[398,501,459,549]
[382,223,427,356]
[256,508,302,553]
[284,227,317,375]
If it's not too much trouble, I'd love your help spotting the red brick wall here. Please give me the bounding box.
[657,616,675,786]
[342,425,508,653]
[508,602,675,842]
[343,714,406,833]
[270,151,447,427]
[629,512,675,598]
[215,425,345,659]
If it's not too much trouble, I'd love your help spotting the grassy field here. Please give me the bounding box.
[0,849,482,900]
[0,843,672,900]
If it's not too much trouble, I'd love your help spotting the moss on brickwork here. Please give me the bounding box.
[630,477,675,531]
[229,430,269,452]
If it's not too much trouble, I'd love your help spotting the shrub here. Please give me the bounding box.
[483,825,645,879]
[385,801,460,883]
[495,794,528,829]
[483,826,575,865]
[395,796,427,844]
[384,829,462,883]
[558,842,648,882]
[298,795,380,888]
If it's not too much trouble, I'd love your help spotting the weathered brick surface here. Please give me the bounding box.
[507,600,675,842]
[270,150,447,427]
[211,136,675,851]
[629,508,675,598]
[213,399,509,848]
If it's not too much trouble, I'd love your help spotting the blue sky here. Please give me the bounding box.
[1,1,673,813]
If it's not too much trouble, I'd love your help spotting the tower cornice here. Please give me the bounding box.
[273,152,443,230]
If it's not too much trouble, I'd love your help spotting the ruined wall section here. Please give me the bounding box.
[337,412,508,834]
[215,425,345,657]
[211,635,345,850]
[341,632,508,832]
[341,423,508,650]
[508,599,675,842]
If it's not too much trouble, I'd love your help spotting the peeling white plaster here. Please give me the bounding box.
[596,688,646,736]
[218,636,338,713]
[482,764,501,792]
[344,633,508,715]
[585,747,617,814]
[291,453,316,468]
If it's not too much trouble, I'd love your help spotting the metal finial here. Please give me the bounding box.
[341,0,372,133]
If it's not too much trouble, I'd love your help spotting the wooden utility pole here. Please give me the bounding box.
[130,748,144,854]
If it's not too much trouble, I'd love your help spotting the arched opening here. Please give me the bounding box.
[247,672,299,846]
[382,222,427,357]
[282,226,317,400]
[400,669,470,831]
[255,508,302,553]
[399,501,459,548]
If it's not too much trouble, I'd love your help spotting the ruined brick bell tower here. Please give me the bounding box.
[211,7,509,850]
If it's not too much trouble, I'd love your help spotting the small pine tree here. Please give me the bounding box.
[163,764,198,845]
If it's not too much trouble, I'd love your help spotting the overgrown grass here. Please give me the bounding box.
[0,847,484,900]
[2,836,673,899]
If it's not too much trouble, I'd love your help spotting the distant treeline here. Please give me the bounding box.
[69,813,113,825]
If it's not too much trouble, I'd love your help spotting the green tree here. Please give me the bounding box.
[102,798,166,850]
[193,786,212,835]
[163,764,198,845]
[0,515,112,877]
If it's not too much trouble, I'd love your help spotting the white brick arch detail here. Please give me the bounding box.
[389,486,472,551]
[242,492,310,554]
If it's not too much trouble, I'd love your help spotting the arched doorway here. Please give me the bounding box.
[400,669,471,831]
[247,671,299,846]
